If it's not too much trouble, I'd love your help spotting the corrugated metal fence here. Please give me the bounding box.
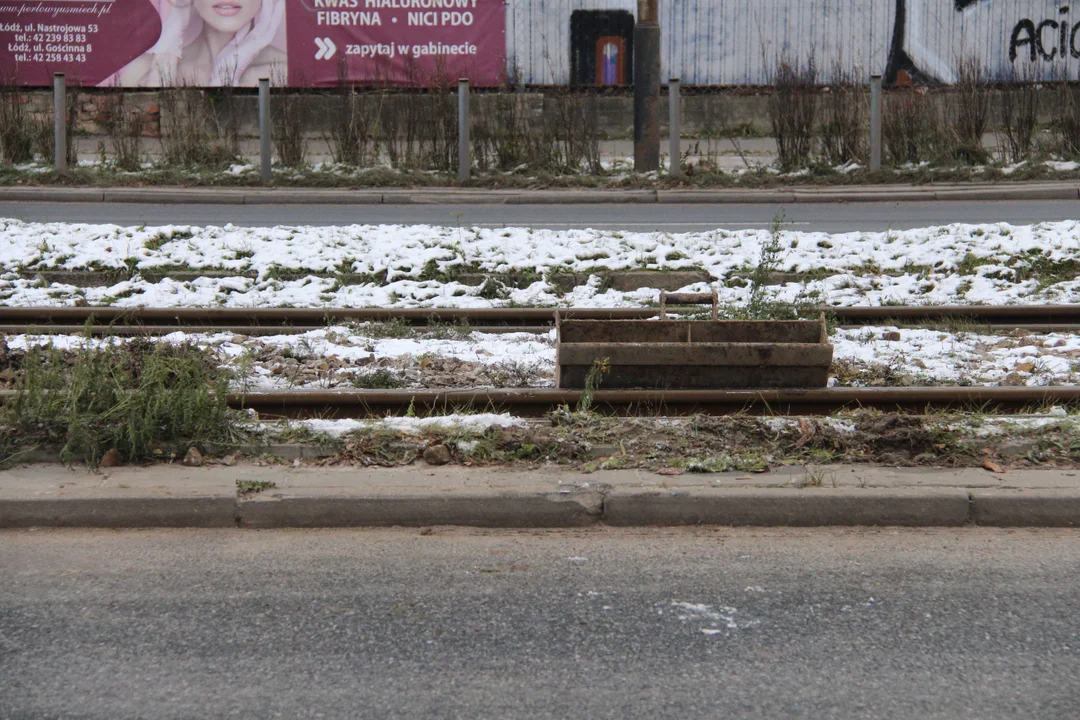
[507,1,1080,85]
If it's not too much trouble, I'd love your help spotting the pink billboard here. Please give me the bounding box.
[0,0,506,87]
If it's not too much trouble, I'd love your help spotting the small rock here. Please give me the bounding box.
[423,444,452,466]
[220,452,240,467]
[1001,371,1026,386]
[882,331,902,342]
[99,448,123,468]
[996,440,1037,457]
[183,447,204,467]
[878,451,911,466]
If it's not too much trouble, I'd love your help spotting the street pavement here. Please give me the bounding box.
[2,527,1078,719]
[5,199,1079,233]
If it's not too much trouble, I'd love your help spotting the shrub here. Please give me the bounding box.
[29,87,77,166]
[273,71,307,168]
[998,69,1041,163]
[767,58,818,170]
[949,57,991,163]
[159,84,240,168]
[100,92,143,171]
[819,65,866,166]
[1055,80,1080,158]
[0,86,34,165]
[883,88,940,165]
[328,65,378,167]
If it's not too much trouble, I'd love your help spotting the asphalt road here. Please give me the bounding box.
[5,199,1079,232]
[2,527,1078,719]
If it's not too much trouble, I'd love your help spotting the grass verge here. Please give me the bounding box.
[0,336,245,467]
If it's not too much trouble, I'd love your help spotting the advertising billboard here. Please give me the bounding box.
[1,0,507,87]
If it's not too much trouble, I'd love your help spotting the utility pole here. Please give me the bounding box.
[634,0,660,173]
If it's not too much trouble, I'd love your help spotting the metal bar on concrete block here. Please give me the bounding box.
[53,73,66,171]
[259,78,271,185]
[458,78,470,182]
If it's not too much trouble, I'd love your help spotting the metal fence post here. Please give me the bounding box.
[634,0,661,172]
[870,74,882,172]
[53,73,66,171]
[259,77,271,185]
[458,78,470,182]
[668,78,681,177]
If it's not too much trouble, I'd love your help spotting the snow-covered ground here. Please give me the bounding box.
[1,217,1077,389]
[5,324,1078,389]
[3,218,1080,307]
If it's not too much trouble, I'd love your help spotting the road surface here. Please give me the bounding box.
[5,199,1079,232]
[2,527,1078,719]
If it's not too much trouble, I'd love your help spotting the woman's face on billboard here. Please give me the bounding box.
[194,0,263,34]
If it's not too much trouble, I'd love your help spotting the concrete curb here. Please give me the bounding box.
[3,485,1078,529]
[0,497,236,528]
[970,489,1080,527]
[602,487,972,527]
[238,491,605,529]
[3,183,1078,205]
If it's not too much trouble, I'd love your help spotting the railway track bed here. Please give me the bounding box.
[2,305,1080,335]
[219,386,1080,419]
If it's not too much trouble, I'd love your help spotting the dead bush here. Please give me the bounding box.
[883,88,940,165]
[375,59,456,172]
[472,92,538,171]
[327,64,378,167]
[159,85,239,168]
[1055,80,1080,158]
[547,91,602,174]
[419,70,458,172]
[100,92,143,171]
[377,93,418,168]
[375,59,421,168]
[272,73,306,168]
[948,57,991,164]
[472,91,601,175]
[29,87,77,165]
[767,58,818,170]
[0,86,34,165]
[818,65,866,166]
[998,70,1041,163]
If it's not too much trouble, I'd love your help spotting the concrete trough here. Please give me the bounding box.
[556,300,832,390]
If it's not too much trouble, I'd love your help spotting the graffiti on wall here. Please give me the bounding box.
[880,1,1079,84]
[509,1,1080,86]
[1007,7,1080,63]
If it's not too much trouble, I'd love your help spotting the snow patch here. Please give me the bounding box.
[296,413,525,438]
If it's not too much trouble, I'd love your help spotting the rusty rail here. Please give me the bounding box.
[2,305,1079,335]
[226,386,1080,419]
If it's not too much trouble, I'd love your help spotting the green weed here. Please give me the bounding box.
[0,337,241,467]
